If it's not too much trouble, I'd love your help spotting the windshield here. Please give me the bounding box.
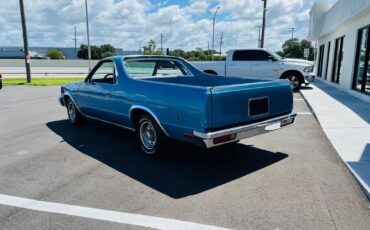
[271,52,283,60]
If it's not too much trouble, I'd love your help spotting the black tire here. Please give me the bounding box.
[0,80,2,90]
[66,98,84,125]
[284,73,302,91]
[137,115,166,157]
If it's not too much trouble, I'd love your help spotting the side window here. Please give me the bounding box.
[252,50,270,61]
[232,50,252,61]
[125,61,156,77]
[90,61,115,84]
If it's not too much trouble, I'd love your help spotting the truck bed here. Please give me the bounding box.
[142,75,267,87]
[141,75,293,129]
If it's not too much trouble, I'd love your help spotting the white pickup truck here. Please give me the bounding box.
[191,49,315,90]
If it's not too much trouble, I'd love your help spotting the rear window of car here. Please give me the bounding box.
[124,60,188,78]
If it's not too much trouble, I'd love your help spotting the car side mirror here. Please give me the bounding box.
[268,56,277,61]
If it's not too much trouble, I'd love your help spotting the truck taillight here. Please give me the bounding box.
[213,133,236,144]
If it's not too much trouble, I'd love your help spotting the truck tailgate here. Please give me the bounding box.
[210,80,293,129]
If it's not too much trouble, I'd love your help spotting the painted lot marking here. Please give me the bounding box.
[294,98,305,101]
[0,194,230,230]
[297,112,313,115]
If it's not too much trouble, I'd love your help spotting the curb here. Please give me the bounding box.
[299,88,370,200]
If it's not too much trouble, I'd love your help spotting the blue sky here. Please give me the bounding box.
[0,0,336,52]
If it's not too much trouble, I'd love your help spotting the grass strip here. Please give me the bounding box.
[3,78,84,86]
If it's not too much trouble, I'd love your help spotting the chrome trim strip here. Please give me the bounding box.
[193,112,297,148]
[129,105,170,137]
[61,92,135,132]
[82,114,136,132]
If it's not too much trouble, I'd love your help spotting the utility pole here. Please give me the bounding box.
[256,25,262,48]
[211,6,220,61]
[261,0,267,48]
[73,26,77,59]
[160,33,163,55]
[19,0,31,83]
[219,32,224,56]
[139,41,142,54]
[288,27,296,39]
[84,0,91,70]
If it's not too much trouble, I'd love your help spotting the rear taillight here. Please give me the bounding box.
[213,133,236,145]
[281,117,294,127]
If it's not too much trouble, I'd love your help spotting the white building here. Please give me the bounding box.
[308,0,370,102]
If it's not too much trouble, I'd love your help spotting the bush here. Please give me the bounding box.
[45,49,65,59]
[101,52,115,58]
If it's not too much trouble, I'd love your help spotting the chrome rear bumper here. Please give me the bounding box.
[194,112,297,148]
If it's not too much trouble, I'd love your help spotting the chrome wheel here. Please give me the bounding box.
[139,121,157,152]
[287,75,299,90]
[67,101,76,122]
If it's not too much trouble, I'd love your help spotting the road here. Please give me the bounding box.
[0,86,369,230]
[1,67,88,78]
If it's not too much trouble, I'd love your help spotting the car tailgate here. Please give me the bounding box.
[210,80,293,129]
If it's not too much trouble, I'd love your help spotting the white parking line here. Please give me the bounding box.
[297,112,313,115]
[0,194,230,230]
[294,98,305,101]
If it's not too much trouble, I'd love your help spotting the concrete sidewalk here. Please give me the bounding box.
[301,81,370,199]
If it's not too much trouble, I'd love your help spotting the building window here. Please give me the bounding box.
[324,42,331,80]
[353,26,370,95]
[317,44,325,77]
[331,36,344,84]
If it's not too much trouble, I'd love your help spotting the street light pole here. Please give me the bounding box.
[19,0,31,83]
[211,6,220,61]
[261,0,267,48]
[84,0,91,70]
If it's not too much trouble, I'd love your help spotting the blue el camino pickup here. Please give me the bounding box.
[59,56,296,156]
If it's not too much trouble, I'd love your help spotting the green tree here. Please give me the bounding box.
[45,49,65,59]
[278,38,315,61]
[100,44,115,56]
[143,39,157,54]
[300,39,315,60]
[77,44,115,59]
[101,51,115,58]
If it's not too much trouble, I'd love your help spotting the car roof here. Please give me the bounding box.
[102,55,183,62]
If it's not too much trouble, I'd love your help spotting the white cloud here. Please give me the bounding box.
[0,0,328,52]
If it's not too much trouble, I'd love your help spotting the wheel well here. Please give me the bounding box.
[203,70,218,75]
[130,109,151,128]
[280,70,304,83]
[130,108,169,136]
[63,95,71,105]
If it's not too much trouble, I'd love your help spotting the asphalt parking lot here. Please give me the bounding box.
[0,85,369,230]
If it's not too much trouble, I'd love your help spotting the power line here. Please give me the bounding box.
[73,26,77,59]
[219,32,224,54]
[288,27,296,39]
[256,25,262,48]
[84,0,91,70]
[261,0,267,48]
[160,33,164,55]
[19,0,31,83]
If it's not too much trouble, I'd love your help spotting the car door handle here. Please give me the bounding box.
[105,91,112,96]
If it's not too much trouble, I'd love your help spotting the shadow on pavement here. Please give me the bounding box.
[300,86,313,90]
[47,119,288,199]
